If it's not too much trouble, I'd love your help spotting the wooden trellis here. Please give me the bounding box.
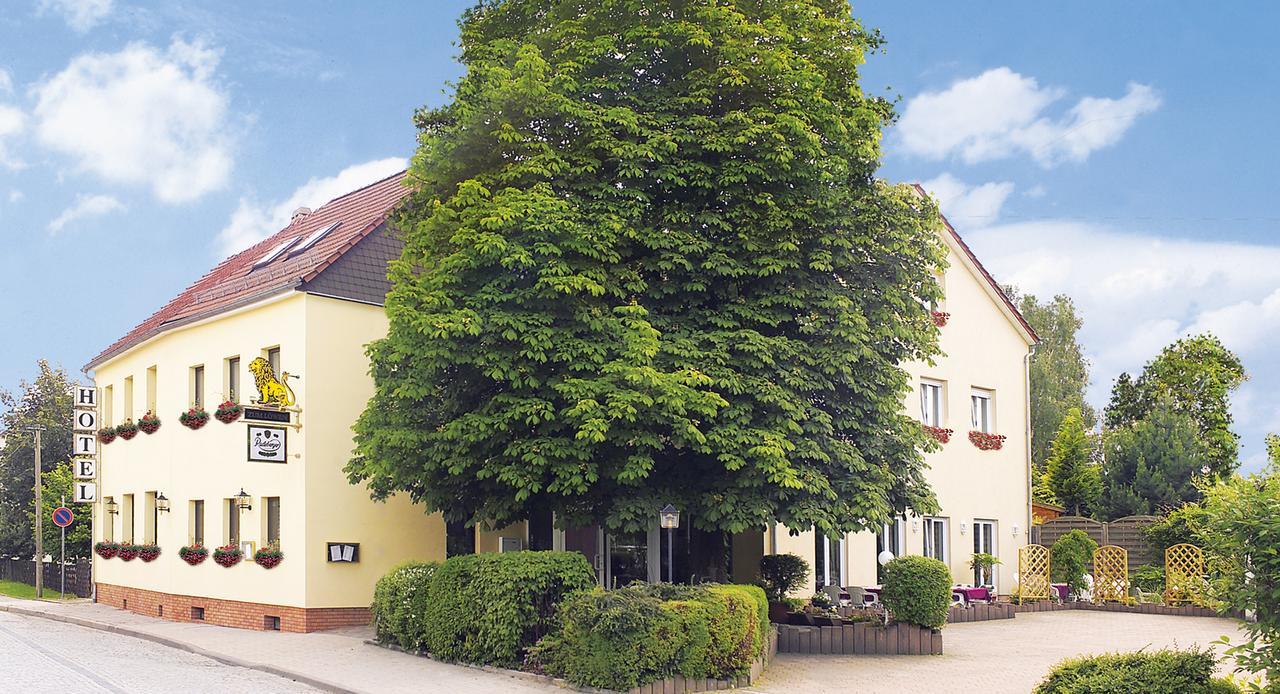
[1018,544,1051,601]
[1093,545,1129,604]
[1164,543,1207,606]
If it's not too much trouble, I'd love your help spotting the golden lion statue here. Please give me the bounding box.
[249,357,296,408]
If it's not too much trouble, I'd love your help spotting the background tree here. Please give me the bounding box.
[33,462,91,558]
[1005,290,1095,499]
[1268,433,1279,465]
[0,361,74,558]
[1045,408,1101,516]
[1104,334,1245,478]
[1099,397,1208,518]
[348,0,947,537]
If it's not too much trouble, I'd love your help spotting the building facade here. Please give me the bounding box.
[87,175,1033,632]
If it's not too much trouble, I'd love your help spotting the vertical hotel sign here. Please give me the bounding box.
[72,386,98,503]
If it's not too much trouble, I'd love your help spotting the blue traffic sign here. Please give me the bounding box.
[51,507,74,528]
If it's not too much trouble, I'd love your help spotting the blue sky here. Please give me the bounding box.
[0,1,1276,471]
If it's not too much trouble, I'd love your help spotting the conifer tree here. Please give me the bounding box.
[1046,408,1101,516]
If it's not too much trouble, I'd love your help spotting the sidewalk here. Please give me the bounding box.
[0,596,563,694]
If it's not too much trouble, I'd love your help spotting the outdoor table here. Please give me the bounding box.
[1051,583,1070,601]
[953,586,991,603]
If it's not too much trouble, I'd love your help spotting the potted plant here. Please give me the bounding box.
[968,431,1007,451]
[117,543,141,561]
[96,426,117,444]
[179,544,208,566]
[138,544,161,562]
[179,407,210,430]
[94,540,120,559]
[924,425,954,444]
[931,310,951,327]
[116,419,139,440]
[138,411,161,434]
[213,543,243,567]
[214,400,243,424]
[969,552,1001,588]
[759,553,810,623]
[254,544,284,569]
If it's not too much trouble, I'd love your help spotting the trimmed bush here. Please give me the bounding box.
[758,554,809,602]
[371,561,438,650]
[880,555,951,629]
[424,551,594,667]
[1131,564,1165,594]
[1035,648,1231,693]
[1051,530,1098,597]
[536,583,770,691]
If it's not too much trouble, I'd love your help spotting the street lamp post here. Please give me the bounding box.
[659,505,680,584]
[27,425,47,598]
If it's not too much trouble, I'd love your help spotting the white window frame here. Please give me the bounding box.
[815,534,845,589]
[970,389,993,433]
[920,380,944,427]
[972,519,998,589]
[922,517,949,564]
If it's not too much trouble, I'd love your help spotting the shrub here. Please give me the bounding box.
[371,561,438,650]
[536,583,769,691]
[1145,504,1207,557]
[1131,564,1165,594]
[424,551,594,667]
[758,554,809,603]
[1035,648,1225,694]
[880,555,951,629]
[1050,530,1098,597]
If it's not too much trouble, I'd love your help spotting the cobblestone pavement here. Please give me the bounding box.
[748,611,1246,694]
[0,609,319,693]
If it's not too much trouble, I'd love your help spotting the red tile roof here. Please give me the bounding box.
[912,183,1039,344]
[86,171,410,370]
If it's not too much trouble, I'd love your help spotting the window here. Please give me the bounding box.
[191,500,205,546]
[290,221,340,254]
[191,365,205,408]
[923,517,948,563]
[876,520,904,583]
[144,492,157,544]
[123,377,134,421]
[226,357,241,403]
[446,520,475,557]
[226,499,240,545]
[267,347,281,376]
[103,385,114,427]
[122,494,135,543]
[814,533,844,591]
[971,389,993,433]
[973,520,997,588]
[265,497,281,546]
[920,380,943,427]
[145,366,157,413]
[252,237,301,269]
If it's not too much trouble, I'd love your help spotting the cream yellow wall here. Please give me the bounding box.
[302,294,446,608]
[476,522,527,554]
[91,291,446,610]
[766,235,1033,596]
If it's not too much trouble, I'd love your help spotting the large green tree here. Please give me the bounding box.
[348,0,947,537]
[1104,333,1245,478]
[34,462,92,559]
[0,361,75,558]
[1045,407,1101,516]
[1099,397,1209,518]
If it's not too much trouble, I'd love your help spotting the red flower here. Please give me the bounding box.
[968,431,1007,451]
[924,425,954,444]
[931,311,951,328]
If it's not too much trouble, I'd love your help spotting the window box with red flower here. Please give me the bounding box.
[96,426,117,444]
[117,543,141,561]
[931,311,951,327]
[213,544,243,567]
[179,407,210,430]
[924,425,954,444]
[116,420,139,440]
[138,544,161,562]
[138,411,161,434]
[179,544,208,566]
[254,544,283,569]
[969,431,1007,451]
[214,400,243,424]
[94,541,119,559]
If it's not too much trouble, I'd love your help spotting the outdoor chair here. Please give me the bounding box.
[843,586,867,606]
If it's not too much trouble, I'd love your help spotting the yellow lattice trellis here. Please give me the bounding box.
[1018,544,1051,601]
[1164,543,1207,606]
[1092,545,1129,604]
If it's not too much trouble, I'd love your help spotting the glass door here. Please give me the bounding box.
[876,520,903,584]
[973,520,997,588]
[606,529,651,588]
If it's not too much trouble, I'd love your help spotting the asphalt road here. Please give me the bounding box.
[0,610,319,693]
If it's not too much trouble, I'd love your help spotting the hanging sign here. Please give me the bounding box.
[74,408,98,432]
[73,482,97,503]
[243,407,292,424]
[74,459,96,480]
[71,385,98,505]
[247,425,288,463]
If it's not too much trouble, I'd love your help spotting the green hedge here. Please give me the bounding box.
[1035,648,1238,693]
[371,561,438,650]
[880,555,951,629]
[536,583,770,691]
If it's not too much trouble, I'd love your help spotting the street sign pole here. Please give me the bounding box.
[60,495,66,599]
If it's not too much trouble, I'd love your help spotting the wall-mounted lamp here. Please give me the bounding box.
[235,488,253,511]
[911,518,919,533]
[156,492,170,513]
[959,522,967,535]
[1012,525,1020,537]
[105,498,118,515]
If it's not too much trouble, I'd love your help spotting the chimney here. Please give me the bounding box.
[291,207,312,222]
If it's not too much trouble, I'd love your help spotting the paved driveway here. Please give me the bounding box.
[749,611,1246,694]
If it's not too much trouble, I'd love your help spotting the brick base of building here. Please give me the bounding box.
[95,583,370,633]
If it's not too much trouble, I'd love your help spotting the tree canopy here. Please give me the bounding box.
[1044,407,1100,516]
[0,361,74,558]
[1099,397,1209,518]
[347,0,947,536]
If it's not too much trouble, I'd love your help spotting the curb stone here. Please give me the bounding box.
[0,601,358,694]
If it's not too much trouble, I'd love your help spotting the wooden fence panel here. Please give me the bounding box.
[1035,516,1156,570]
[0,557,92,597]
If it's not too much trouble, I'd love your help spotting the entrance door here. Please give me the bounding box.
[606,529,654,588]
[973,520,997,588]
[876,520,904,584]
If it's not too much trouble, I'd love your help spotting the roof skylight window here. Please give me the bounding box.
[251,237,302,269]
[291,221,341,255]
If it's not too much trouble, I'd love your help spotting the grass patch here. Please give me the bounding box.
[0,580,76,601]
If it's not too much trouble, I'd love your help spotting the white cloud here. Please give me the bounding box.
[921,173,1015,224]
[7,190,23,203]
[47,193,125,233]
[39,0,114,33]
[33,38,233,203]
[0,68,12,94]
[965,219,1280,472]
[898,68,1161,167]
[216,157,407,256]
[0,103,24,170]
[1024,185,1047,199]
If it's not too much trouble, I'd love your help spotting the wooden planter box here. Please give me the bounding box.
[776,622,942,656]
[946,602,1015,623]
[1009,600,1221,618]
